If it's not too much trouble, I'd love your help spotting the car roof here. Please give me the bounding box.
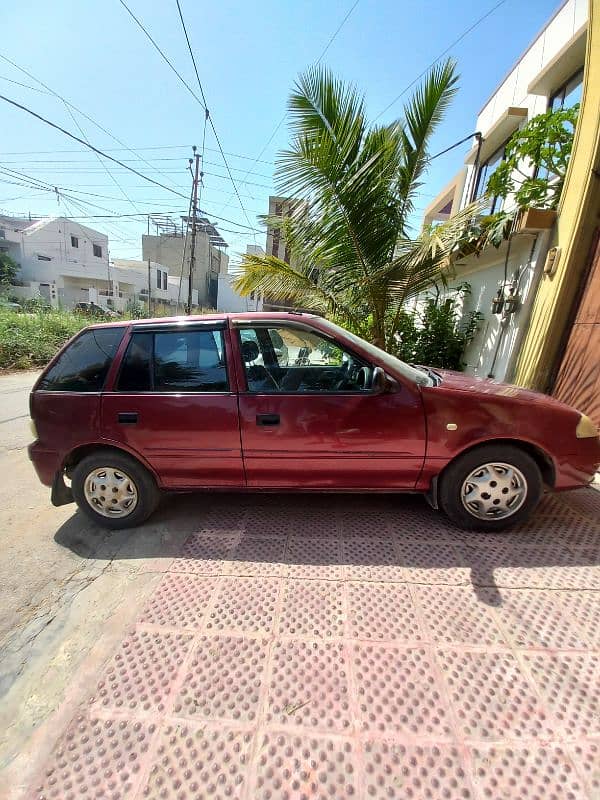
[86,311,319,330]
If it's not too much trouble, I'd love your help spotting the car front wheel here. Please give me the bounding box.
[71,451,160,529]
[438,444,543,531]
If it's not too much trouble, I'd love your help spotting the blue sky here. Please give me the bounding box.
[1,0,559,265]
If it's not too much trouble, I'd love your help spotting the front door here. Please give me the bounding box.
[235,322,426,489]
[102,323,244,488]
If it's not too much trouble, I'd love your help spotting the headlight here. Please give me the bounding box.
[29,419,37,439]
[576,414,599,439]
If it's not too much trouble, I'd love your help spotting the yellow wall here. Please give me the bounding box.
[514,0,600,390]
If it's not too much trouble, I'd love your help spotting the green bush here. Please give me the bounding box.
[0,309,87,370]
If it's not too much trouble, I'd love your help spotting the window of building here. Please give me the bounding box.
[117,328,228,392]
[71,236,79,248]
[239,325,374,393]
[93,244,102,258]
[162,271,167,290]
[38,327,125,392]
[156,269,162,289]
[473,141,509,215]
[549,68,583,111]
[37,254,52,261]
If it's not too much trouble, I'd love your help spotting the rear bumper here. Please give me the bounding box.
[28,441,61,487]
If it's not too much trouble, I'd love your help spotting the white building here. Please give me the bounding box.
[0,215,113,309]
[217,245,264,313]
[422,0,587,381]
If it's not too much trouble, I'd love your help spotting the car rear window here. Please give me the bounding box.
[38,327,126,392]
[117,329,228,392]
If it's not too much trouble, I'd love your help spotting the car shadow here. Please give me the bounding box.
[54,490,599,607]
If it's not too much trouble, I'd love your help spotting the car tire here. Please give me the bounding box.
[438,444,543,532]
[71,450,160,530]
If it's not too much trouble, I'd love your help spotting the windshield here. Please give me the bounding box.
[316,319,434,387]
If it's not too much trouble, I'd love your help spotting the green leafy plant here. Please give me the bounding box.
[0,252,18,287]
[486,104,579,211]
[0,309,86,370]
[234,61,483,350]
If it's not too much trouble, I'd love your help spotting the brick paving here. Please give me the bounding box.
[28,489,599,800]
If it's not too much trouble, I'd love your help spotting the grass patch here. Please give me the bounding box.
[0,310,87,370]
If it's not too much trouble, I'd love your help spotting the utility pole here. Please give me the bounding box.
[186,146,200,315]
[147,215,152,317]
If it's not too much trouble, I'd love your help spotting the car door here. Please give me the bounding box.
[234,321,426,489]
[101,321,244,488]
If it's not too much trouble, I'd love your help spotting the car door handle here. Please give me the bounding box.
[256,413,280,427]
[118,412,138,425]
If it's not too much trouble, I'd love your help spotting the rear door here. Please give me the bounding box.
[102,321,244,488]
[234,321,426,488]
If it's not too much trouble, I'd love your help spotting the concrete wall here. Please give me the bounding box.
[142,232,228,308]
[217,274,263,313]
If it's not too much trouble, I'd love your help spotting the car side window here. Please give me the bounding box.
[38,327,125,392]
[239,326,374,393]
[117,329,228,392]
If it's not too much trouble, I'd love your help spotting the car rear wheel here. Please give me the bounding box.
[438,444,543,531]
[71,451,160,529]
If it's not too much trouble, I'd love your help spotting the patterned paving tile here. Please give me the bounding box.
[438,649,555,741]
[266,640,352,732]
[93,630,193,715]
[285,536,344,579]
[562,487,600,520]
[554,591,600,648]
[361,741,475,799]
[415,585,507,646]
[571,739,600,799]
[31,715,156,800]
[169,532,238,576]
[347,582,423,642]
[470,744,586,800]
[524,652,600,737]
[141,723,253,799]
[338,510,394,538]
[278,579,345,638]
[172,635,269,724]
[251,732,357,799]
[488,588,588,649]
[342,536,403,581]
[395,539,470,585]
[206,577,280,635]
[137,573,218,629]
[224,535,286,577]
[351,644,452,738]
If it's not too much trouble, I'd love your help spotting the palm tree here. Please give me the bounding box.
[234,60,480,350]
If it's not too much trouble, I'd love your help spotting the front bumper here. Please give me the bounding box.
[28,441,61,487]
[553,437,600,490]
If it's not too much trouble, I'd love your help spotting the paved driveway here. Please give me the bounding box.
[3,485,599,800]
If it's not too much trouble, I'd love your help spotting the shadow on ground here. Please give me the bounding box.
[54,489,599,606]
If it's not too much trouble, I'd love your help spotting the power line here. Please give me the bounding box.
[0,144,276,164]
[0,92,191,200]
[217,0,362,215]
[373,0,510,121]
[174,0,256,236]
[0,53,181,191]
[0,166,262,230]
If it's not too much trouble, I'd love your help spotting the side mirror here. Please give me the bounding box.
[372,367,398,394]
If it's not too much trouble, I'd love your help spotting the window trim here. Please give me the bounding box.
[235,323,380,396]
[114,325,232,394]
[473,138,511,215]
[548,67,584,111]
[93,243,103,258]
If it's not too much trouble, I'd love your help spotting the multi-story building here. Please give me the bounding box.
[263,195,308,311]
[422,0,587,383]
[0,215,111,309]
[142,214,229,309]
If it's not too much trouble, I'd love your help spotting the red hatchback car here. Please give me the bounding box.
[29,312,600,532]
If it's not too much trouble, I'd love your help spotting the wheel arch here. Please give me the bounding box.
[63,442,160,486]
[435,437,556,496]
